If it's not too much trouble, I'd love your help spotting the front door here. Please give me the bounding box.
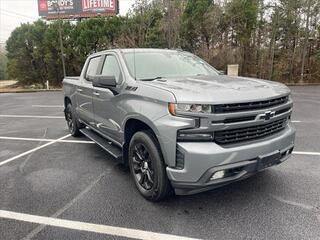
[92,54,123,143]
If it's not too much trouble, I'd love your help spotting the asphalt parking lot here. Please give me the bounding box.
[0,86,319,240]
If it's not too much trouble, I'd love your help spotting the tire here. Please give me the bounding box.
[128,130,172,201]
[65,103,82,137]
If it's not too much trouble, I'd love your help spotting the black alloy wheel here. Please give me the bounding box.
[132,143,155,190]
[129,131,172,201]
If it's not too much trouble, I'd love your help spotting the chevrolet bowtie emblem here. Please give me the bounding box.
[262,111,275,120]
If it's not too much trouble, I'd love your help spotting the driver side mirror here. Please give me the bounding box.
[92,75,117,88]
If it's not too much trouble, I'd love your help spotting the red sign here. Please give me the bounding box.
[82,0,116,12]
[39,0,48,12]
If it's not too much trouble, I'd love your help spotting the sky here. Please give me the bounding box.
[0,0,135,47]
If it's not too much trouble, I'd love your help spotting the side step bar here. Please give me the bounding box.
[80,128,122,161]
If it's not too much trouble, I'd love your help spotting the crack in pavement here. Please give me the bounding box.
[270,194,320,224]
[21,171,107,240]
[19,128,48,173]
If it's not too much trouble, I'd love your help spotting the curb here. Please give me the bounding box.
[284,83,320,86]
[0,89,62,93]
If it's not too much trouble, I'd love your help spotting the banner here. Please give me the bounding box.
[38,0,118,19]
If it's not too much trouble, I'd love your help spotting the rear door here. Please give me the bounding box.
[75,55,102,126]
[92,54,123,143]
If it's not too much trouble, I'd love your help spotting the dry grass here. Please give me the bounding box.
[0,80,18,87]
[0,80,61,93]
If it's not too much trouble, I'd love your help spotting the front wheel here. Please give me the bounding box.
[128,131,172,201]
[65,103,82,137]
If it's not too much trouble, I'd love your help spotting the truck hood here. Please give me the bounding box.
[142,75,290,104]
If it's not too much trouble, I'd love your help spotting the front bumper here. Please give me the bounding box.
[166,123,296,195]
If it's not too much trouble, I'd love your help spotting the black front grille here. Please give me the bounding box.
[215,117,288,145]
[213,96,289,113]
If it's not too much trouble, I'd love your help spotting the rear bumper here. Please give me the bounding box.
[166,123,296,195]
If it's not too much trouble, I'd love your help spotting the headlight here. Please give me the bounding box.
[168,103,212,115]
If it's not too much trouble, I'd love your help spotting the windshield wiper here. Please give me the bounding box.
[139,77,163,81]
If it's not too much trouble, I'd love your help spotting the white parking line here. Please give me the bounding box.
[0,134,71,167]
[293,151,320,156]
[32,105,63,108]
[0,114,64,119]
[0,210,198,240]
[0,136,94,144]
[291,120,302,123]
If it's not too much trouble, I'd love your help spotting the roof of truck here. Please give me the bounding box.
[119,48,184,53]
[91,48,185,56]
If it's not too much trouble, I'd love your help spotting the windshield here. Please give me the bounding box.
[123,51,219,80]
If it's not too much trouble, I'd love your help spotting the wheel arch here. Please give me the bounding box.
[122,117,164,166]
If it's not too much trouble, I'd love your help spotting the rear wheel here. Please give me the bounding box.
[128,131,171,201]
[65,103,82,137]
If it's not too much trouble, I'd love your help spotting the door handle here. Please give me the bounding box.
[76,88,83,92]
[93,92,100,96]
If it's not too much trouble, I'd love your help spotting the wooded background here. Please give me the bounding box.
[3,0,320,86]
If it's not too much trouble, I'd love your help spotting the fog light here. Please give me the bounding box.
[177,132,213,142]
[210,170,225,180]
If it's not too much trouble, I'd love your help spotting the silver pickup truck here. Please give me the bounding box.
[63,48,296,201]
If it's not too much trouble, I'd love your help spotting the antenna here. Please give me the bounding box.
[133,48,137,80]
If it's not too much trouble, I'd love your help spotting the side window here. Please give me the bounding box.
[85,56,101,81]
[101,55,122,83]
